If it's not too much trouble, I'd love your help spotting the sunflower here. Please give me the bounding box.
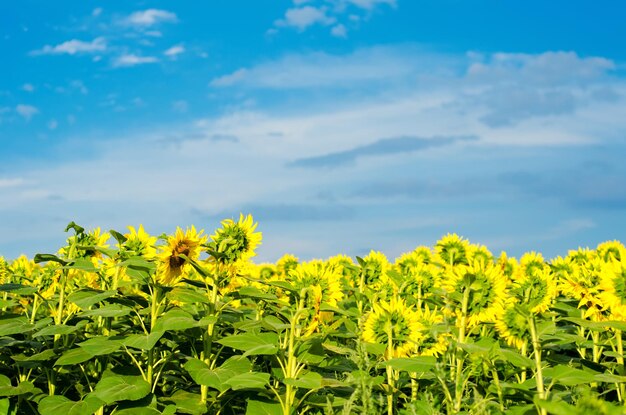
[289,261,344,336]
[327,254,358,289]
[435,233,469,267]
[157,226,207,285]
[123,225,157,259]
[510,252,558,314]
[598,260,626,320]
[412,306,449,357]
[359,250,391,288]
[276,254,299,278]
[441,261,508,328]
[363,297,422,359]
[208,214,261,264]
[467,244,494,269]
[495,303,530,351]
[394,254,438,305]
[59,227,110,265]
[596,240,626,264]
[497,252,518,280]
[567,247,596,266]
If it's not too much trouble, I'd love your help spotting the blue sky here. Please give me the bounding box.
[1,0,626,262]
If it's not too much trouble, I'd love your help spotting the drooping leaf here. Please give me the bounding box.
[67,289,117,309]
[92,374,151,405]
[37,395,104,415]
[217,333,279,355]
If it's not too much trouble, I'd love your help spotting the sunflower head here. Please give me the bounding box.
[255,263,277,280]
[567,247,595,266]
[59,227,110,263]
[122,225,157,259]
[276,254,299,278]
[467,244,494,269]
[208,214,262,264]
[495,303,530,351]
[157,226,207,285]
[435,233,469,267]
[511,255,557,314]
[362,297,422,359]
[327,254,358,288]
[359,251,391,287]
[596,241,626,264]
[412,306,450,357]
[497,252,518,280]
[599,261,626,320]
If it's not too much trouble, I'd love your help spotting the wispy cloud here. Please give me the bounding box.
[275,6,336,30]
[344,0,397,9]
[112,54,159,67]
[289,135,478,168]
[122,9,178,27]
[331,24,347,38]
[22,83,35,92]
[31,37,107,56]
[15,104,39,120]
[164,45,185,58]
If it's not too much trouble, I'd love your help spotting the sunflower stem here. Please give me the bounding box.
[616,329,625,403]
[453,285,470,412]
[528,314,546,415]
[386,325,395,415]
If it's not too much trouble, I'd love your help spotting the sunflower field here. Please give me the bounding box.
[1,216,626,415]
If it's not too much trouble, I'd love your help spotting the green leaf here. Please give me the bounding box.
[153,308,199,332]
[114,408,161,415]
[38,395,104,415]
[382,356,437,373]
[498,348,534,368]
[217,333,279,355]
[236,286,277,300]
[161,390,207,415]
[166,288,209,305]
[123,331,164,351]
[224,372,270,390]
[78,336,123,356]
[0,380,36,397]
[0,315,33,337]
[67,289,117,309]
[184,356,251,393]
[62,258,98,273]
[55,348,93,366]
[543,365,593,386]
[534,398,575,415]
[283,371,323,389]
[33,253,68,265]
[245,400,282,415]
[79,304,132,318]
[33,324,79,337]
[12,349,56,362]
[595,373,626,383]
[92,374,151,405]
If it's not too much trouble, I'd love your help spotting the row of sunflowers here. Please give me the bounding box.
[0,215,626,414]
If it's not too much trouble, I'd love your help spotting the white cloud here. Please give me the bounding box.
[112,54,159,68]
[345,0,397,9]
[0,178,26,189]
[31,37,107,56]
[331,24,347,38]
[92,7,103,17]
[70,80,88,94]
[164,45,185,57]
[123,9,178,27]
[15,104,39,120]
[22,83,35,92]
[172,100,189,113]
[47,119,58,130]
[276,6,336,30]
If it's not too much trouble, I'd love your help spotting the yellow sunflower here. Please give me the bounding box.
[510,252,558,314]
[276,254,299,278]
[435,233,469,267]
[208,214,262,264]
[363,297,422,359]
[467,244,494,269]
[495,303,530,351]
[157,226,207,285]
[394,254,438,305]
[412,305,449,357]
[441,261,508,328]
[123,225,157,259]
[359,250,391,288]
[598,260,626,320]
[596,240,626,264]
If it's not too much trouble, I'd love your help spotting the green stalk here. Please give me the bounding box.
[283,297,305,415]
[528,315,546,415]
[201,267,221,404]
[385,325,395,415]
[453,286,470,412]
[146,284,161,389]
[616,329,625,403]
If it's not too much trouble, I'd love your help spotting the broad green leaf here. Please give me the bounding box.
[78,336,123,356]
[0,315,32,337]
[245,400,282,415]
[166,288,209,305]
[63,258,98,273]
[0,380,36,397]
[534,398,575,415]
[92,374,151,405]
[114,408,161,415]
[55,348,93,366]
[543,365,593,386]
[123,331,164,350]
[33,324,79,337]
[33,253,68,265]
[382,357,437,373]
[224,372,270,390]
[12,349,56,362]
[283,371,323,389]
[498,349,534,368]
[0,284,38,295]
[38,395,104,415]
[236,286,277,300]
[161,390,207,415]
[79,304,132,318]
[217,333,279,355]
[595,373,626,383]
[67,289,117,309]
[153,309,199,332]
[184,356,251,392]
